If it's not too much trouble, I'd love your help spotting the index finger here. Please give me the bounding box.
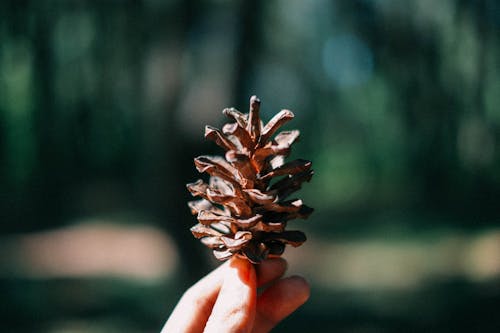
[204,256,257,333]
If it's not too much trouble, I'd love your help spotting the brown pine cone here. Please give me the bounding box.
[187,96,313,264]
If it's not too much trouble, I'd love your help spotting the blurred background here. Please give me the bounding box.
[1,0,500,332]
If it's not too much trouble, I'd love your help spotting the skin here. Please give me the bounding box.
[161,257,310,333]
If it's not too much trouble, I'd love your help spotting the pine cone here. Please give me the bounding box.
[187,96,313,264]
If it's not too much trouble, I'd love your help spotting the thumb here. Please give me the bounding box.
[204,256,257,333]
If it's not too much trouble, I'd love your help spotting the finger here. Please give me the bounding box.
[256,258,288,288]
[253,276,310,333]
[161,261,229,333]
[204,256,257,333]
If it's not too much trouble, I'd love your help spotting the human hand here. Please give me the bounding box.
[161,256,310,333]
